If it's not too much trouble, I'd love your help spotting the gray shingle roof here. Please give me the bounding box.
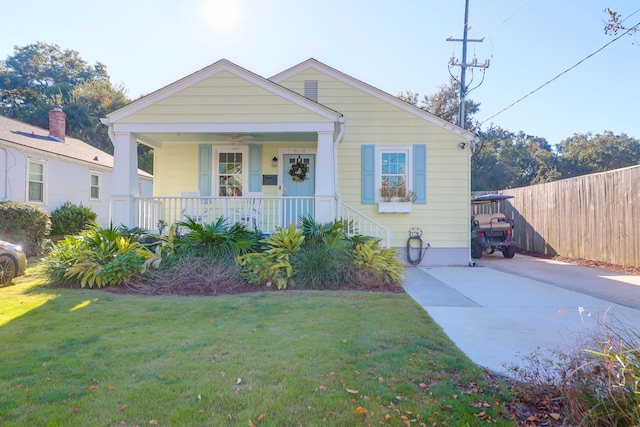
[0,114,151,177]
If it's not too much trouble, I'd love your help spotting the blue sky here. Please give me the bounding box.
[2,0,639,147]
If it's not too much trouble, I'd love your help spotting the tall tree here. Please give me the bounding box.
[556,131,640,178]
[64,79,129,153]
[0,42,109,123]
[0,42,153,173]
[398,78,480,129]
[472,126,559,191]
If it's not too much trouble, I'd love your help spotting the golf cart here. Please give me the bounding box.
[470,194,516,259]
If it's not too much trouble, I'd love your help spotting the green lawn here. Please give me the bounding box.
[0,269,513,426]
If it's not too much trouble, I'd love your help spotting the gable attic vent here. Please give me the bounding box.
[304,80,318,102]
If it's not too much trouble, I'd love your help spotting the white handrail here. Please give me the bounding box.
[338,202,391,248]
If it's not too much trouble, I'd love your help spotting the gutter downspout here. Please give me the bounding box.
[468,135,479,266]
[333,117,346,211]
[100,118,115,145]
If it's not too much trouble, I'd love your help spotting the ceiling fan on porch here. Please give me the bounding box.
[227,133,254,148]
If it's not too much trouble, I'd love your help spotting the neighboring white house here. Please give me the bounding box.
[0,109,152,225]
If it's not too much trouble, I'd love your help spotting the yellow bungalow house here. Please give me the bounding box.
[101,59,477,266]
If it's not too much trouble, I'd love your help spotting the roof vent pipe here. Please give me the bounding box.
[48,108,66,142]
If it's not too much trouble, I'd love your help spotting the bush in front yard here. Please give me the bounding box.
[562,320,640,426]
[238,217,405,290]
[175,217,260,257]
[42,224,159,288]
[237,225,304,289]
[0,201,51,255]
[350,239,405,286]
[50,201,97,236]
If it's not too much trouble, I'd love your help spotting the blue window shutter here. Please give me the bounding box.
[361,144,375,204]
[248,144,262,192]
[198,145,212,196]
[413,144,427,204]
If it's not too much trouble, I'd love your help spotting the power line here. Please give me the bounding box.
[478,22,640,128]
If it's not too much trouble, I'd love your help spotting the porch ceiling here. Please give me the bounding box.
[136,131,318,147]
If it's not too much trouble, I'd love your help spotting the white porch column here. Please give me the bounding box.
[111,132,139,228]
[315,130,336,223]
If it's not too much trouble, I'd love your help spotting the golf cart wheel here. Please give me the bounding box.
[471,240,483,259]
[503,245,516,258]
[0,254,16,285]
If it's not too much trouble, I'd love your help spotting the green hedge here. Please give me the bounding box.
[0,202,51,256]
[50,202,97,236]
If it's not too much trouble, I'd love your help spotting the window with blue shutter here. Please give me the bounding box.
[362,144,426,205]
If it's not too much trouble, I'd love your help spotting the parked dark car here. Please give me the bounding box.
[0,240,27,285]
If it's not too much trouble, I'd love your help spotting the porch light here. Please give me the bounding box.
[272,156,278,168]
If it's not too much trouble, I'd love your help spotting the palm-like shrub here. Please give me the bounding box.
[175,217,260,257]
[239,217,404,290]
[237,225,304,289]
[351,239,405,285]
[294,217,352,288]
[42,224,159,288]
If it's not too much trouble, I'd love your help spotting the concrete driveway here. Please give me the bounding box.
[403,253,640,375]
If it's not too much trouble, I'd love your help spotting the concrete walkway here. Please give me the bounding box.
[403,254,640,375]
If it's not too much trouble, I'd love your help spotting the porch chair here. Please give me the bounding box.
[180,191,204,223]
[238,192,263,231]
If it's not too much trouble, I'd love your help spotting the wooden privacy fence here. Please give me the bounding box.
[483,165,640,268]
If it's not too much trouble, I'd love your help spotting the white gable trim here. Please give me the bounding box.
[104,59,342,124]
[270,59,478,142]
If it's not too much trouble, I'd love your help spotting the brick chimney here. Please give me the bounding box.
[48,108,66,142]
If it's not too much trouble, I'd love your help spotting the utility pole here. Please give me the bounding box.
[447,0,489,129]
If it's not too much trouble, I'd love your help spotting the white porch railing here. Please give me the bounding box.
[133,196,315,233]
[132,196,390,247]
[338,202,391,248]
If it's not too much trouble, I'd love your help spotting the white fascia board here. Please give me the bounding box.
[112,122,336,134]
[271,59,478,142]
[104,59,342,124]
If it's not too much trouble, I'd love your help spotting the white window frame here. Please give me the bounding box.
[27,159,46,204]
[90,171,102,201]
[375,146,412,202]
[214,146,249,197]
